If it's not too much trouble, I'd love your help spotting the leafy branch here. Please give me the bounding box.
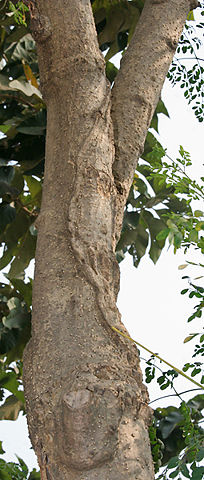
[112,326,204,390]
[9,1,29,26]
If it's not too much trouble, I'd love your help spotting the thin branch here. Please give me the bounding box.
[111,0,194,205]
[112,326,204,390]
[0,92,39,109]
[149,388,201,405]
[175,56,204,61]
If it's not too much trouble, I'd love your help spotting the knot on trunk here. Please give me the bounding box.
[58,388,122,470]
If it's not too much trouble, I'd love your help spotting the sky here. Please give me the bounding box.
[0,25,204,476]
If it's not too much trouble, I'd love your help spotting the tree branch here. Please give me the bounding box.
[111,0,198,200]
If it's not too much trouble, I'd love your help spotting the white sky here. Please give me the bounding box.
[0,39,204,475]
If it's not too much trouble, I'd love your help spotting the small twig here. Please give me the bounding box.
[15,198,38,216]
[175,56,204,62]
[112,326,204,390]
[149,388,201,404]
[0,0,8,11]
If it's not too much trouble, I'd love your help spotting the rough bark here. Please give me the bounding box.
[23,1,197,479]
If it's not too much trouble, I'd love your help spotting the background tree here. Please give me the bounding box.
[0,1,203,479]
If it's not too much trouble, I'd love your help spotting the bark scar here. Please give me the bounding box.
[57,388,122,470]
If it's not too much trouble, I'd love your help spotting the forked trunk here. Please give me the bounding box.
[23,1,196,478]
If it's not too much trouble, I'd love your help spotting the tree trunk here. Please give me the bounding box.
[23,1,196,478]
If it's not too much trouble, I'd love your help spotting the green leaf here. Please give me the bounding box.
[15,456,28,475]
[156,228,170,242]
[191,467,204,480]
[0,323,19,355]
[149,241,162,264]
[0,166,15,187]
[183,334,198,343]
[28,469,41,480]
[196,447,204,462]
[0,394,24,420]
[11,278,32,307]
[0,203,16,233]
[0,440,5,455]
[173,231,183,248]
[188,229,198,243]
[191,367,201,377]
[169,470,179,478]
[9,79,42,99]
[4,24,28,43]
[129,224,149,266]
[123,211,140,228]
[168,457,179,469]
[0,465,10,480]
[194,210,203,217]
[187,394,204,412]
[135,177,149,195]
[1,208,31,246]
[187,10,194,21]
[0,244,14,270]
[11,167,24,194]
[0,125,11,134]
[7,231,36,279]
[195,221,204,231]
[0,371,24,402]
[160,411,183,439]
[24,174,42,203]
[3,306,27,330]
[17,111,46,135]
[180,463,190,478]
[105,60,118,83]
[155,99,169,118]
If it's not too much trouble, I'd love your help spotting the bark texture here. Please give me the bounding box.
[23,1,197,479]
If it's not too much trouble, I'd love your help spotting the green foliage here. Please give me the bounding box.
[146,144,203,253]
[0,282,32,359]
[116,141,204,266]
[9,1,29,26]
[167,3,204,122]
[155,398,204,479]
[149,418,164,472]
[181,275,203,324]
[0,358,25,420]
[0,456,40,479]
[142,255,204,476]
[0,5,42,373]
[92,1,204,120]
[92,0,143,60]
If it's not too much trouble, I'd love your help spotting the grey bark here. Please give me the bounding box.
[23,1,197,479]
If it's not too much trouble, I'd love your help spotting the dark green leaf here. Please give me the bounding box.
[169,469,179,478]
[0,440,5,455]
[0,371,24,402]
[191,467,204,480]
[0,203,16,233]
[11,279,32,307]
[180,463,190,478]
[196,447,204,462]
[168,457,179,469]
[105,60,118,83]
[7,231,36,279]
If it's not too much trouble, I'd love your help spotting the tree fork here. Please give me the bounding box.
[23,1,198,478]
